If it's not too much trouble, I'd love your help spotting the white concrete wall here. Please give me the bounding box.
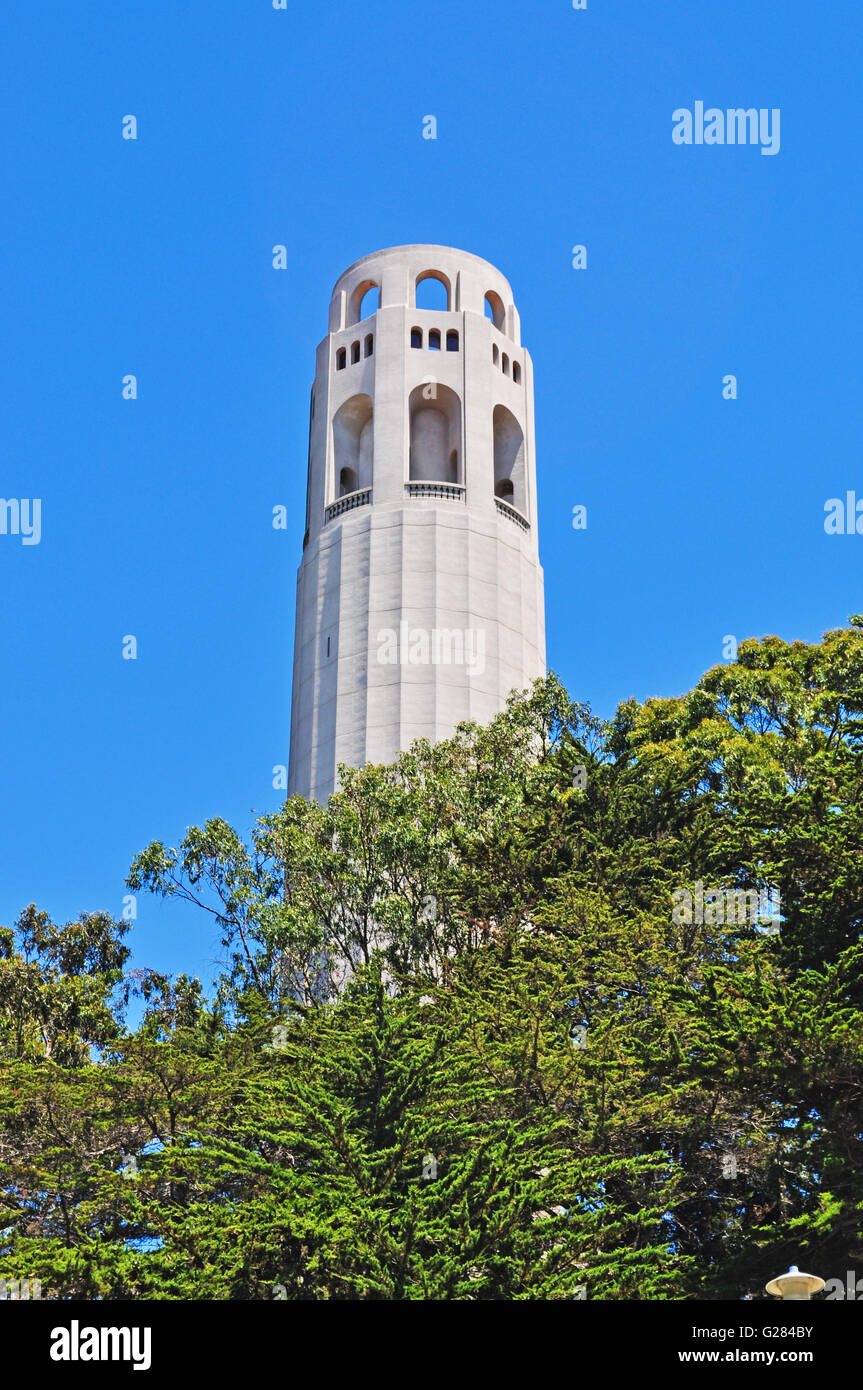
[288,245,546,803]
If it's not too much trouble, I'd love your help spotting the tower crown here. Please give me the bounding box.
[327,244,520,343]
[307,244,534,548]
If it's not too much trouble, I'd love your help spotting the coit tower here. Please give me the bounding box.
[288,244,546,802]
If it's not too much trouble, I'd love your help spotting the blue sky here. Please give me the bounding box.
[1,1,859,993]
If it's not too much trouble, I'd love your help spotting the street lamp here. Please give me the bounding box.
[765,1264,825,1301]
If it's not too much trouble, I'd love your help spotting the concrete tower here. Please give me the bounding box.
[288,244,546,803]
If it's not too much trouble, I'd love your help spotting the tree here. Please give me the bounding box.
[2,620,862,1299]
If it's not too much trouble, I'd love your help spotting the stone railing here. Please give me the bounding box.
[495,497,530,531]
[325,488,372,523]
[405,482,466,502]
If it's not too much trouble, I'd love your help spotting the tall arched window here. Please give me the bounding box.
[502,354,510,376]
[446,331,459,351]
[493,405,526,515]
[364,334,374,357]
[484,291,505,330]
[492,344,499,366]
[415,271,451,311]
[333,394,373,498]
[350,280,380,325]
[351,341,360,365]
[512,361,521,383]
[408,384,462,484]
[429,328,441,350]
[411,327,423,349]
[336,347,347,370]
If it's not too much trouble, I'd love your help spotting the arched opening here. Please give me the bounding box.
[336,347,347,370]
[415,271,451,311]
[429,328,441,351]
[493,405,525,514]
[351,341,360,365]
[484,291,505,330]
[410,327,423,349]
[409,383,461,484]
[512,361,521,383]
[446,330,459,352]
[333,394,373,498]
[492,344,499,365]
[364,334,374,357]
[502,353,510,376]
[350,279,380,325]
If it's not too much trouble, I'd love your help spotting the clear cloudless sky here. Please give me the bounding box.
[1,1,860,993]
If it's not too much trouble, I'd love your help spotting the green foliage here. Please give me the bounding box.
[2,621,863,1299]
[0,905,130,1065]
